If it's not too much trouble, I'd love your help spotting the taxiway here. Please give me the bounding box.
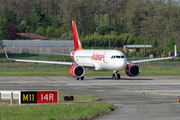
[0,76,180,120]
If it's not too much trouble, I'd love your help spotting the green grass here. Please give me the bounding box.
[139,68,180,76]
[59,94,99,102]
[0,94,99,103]
[0,67,179,76]
[0,94,113,120]
[0,102,113,120]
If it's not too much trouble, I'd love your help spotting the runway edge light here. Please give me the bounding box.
[64,96,74,101]
[64,96,74,104]
[177,96,180,103]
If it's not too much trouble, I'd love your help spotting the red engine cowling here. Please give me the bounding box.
[125,64,140,77]
[69,65,85,77]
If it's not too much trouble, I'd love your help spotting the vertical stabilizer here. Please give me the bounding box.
[72,21,83,51]
[174,45,177,57]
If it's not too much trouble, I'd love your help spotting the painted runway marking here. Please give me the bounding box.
[130,91,180,96]
[120,79,138,83]
[149,92,180,96]
[67,83,180,86]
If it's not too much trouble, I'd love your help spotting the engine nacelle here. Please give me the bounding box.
[69,65,85,78]
[125,64,140,77]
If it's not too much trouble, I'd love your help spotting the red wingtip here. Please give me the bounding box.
[3,47,9,59]
[72,21,82,51]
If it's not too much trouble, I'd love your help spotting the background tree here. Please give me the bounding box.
[0,18,7,40]
[0,0,179,50]
[0,8,17,26]
[167,36,176,51]
[18,20,27,33]
[6,24,19,40]
[95,25,114,35]
[33,2,45,29]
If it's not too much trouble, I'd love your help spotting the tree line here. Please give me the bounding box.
[0,0,179,51]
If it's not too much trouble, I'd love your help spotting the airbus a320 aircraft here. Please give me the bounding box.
[3,21,177,80]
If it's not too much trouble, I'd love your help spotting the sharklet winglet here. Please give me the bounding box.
[174,45,177,57]
[3,48,10,59]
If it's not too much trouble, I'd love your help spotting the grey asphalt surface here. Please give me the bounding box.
[0,76,180,120]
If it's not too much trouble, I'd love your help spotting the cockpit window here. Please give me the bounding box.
[111,56,121,59]
[111,55,125,59]
[111,56,115,59]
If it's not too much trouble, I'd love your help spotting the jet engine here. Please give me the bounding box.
[69,65,85,77]
[125,64,140,77]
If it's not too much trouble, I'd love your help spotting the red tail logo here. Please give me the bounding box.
[72,21,82,51]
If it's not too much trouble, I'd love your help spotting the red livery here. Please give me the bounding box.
[37,91,58,103]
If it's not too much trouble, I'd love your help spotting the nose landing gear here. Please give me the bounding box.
[112,71,120,80]
[76,76,84,80]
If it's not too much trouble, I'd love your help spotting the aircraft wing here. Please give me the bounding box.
[44,52,72,57]
[3,48,94,67]
[127,57,174,64]
[13,59,74,65]
[127,45,177,64]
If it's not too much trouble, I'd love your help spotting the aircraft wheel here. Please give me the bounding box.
[112,74,115,79]
[81,76,84,80]
[114,76,117,80]
[117,74,120,79]
[76,78,79,80]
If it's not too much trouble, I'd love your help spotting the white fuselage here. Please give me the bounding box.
[72,50,127,71]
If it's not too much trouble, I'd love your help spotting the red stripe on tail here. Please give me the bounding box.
[72,21,82,51]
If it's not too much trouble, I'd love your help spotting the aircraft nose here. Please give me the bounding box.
[120,58,127,69]
[115,58,127,70]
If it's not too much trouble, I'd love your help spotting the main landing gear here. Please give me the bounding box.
[76,76,84,80]
[112,71,120,80]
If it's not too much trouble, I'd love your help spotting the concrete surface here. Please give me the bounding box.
[0,76,180,120]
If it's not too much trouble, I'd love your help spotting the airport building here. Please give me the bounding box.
[123,45,153,52]
[0,40,74,54]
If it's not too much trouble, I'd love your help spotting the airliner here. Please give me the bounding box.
[3,21,177,80]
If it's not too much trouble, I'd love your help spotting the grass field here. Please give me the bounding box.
[0,94,113,120]
[58,94,99,102]
[0,102,113,120]
[1,94,99,103]
[0,67,179,76]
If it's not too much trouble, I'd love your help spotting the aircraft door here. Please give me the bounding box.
[103,52,109,64]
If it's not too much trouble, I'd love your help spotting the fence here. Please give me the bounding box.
[2,40,74,48]
[0,91,19,100]
[0,40,74,54]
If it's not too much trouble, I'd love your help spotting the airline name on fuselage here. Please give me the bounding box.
[91,53,106,63]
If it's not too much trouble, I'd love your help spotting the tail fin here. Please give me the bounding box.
[72,21,83,51]
[174,45,177,57]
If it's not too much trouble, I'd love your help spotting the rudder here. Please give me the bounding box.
[72,21,82,51]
